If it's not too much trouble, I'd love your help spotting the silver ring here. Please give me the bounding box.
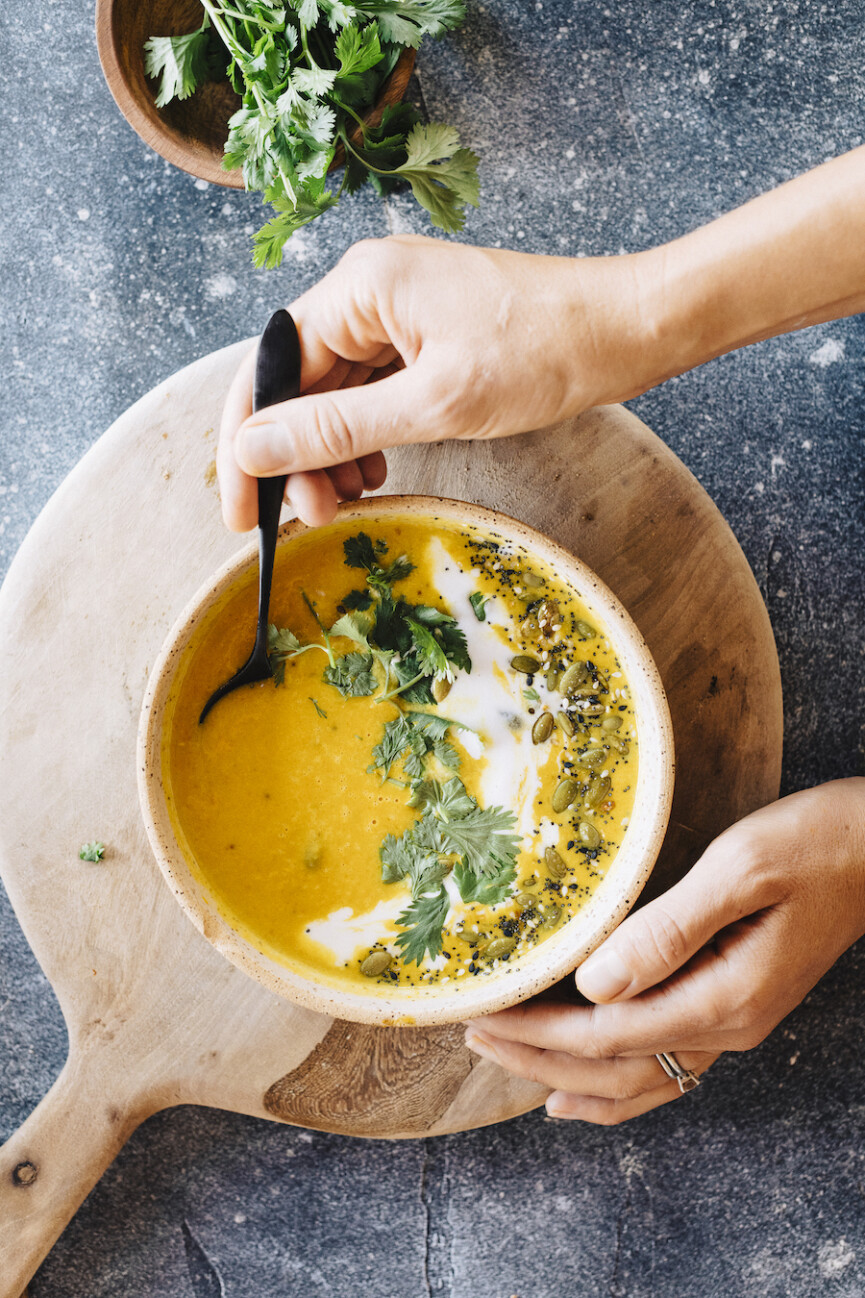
[655,1051,701,1094]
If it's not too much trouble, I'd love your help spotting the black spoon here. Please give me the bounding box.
[199,309,301,724]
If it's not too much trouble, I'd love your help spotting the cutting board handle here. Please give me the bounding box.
[0,1046,152,1297]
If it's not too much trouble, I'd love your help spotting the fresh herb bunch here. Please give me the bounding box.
[144,1,479,267]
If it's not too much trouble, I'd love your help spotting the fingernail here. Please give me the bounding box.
[238,421,289,472]
[577,948,632,1001]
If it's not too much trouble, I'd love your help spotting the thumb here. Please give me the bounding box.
[235,364,438,476]
[575,853,750,1004]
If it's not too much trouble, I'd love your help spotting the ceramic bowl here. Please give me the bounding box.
[95,0,416,187]
[138,496,675,1026]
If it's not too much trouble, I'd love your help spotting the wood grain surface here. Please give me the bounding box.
[95,0,416,187]
[0,339,781,1295]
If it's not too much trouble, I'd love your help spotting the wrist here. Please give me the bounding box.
[548,250,681,412]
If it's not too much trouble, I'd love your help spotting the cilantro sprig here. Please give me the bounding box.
[79,841,106,862]
[379,775,519,963]
[369,709,465,779]
[267,533,471,705]
[144,1,479,266]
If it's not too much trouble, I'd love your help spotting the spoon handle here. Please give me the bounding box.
[252,309,302,655]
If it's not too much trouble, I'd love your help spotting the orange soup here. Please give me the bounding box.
[162,514,638,993]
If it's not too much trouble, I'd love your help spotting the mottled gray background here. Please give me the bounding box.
[2,0,864,1294]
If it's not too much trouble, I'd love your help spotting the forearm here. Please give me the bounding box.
[634,145,865,391]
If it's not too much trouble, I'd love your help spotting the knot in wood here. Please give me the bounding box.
[12,1160,38,1187]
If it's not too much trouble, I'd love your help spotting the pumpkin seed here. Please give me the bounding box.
[578,821,601,849]
[481,936,517,961]
[586,775,612,807]
[532,712,554,744]
[537,599,560,625]
[539,905,561,929]
[606,736,629,754]
[455,928,480,945]
[544,846,568,878]
[576,702,605,715]
[556,710,575,737]
[551,778,579,813]
[545,666,562,691]
[560,662,588,694]
[515,891,538,910]
[601,715,623,731]
[511,654,541,675]
[431,677,452,703]
[360,950,392,977]
[523,571,544,588]
[576,620,596,638]
[579,747,607,769]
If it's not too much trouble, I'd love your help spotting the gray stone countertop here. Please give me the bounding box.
[1,0,864,1294]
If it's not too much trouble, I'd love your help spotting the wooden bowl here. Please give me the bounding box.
[95,0,416,187]
[138,497,675,1027]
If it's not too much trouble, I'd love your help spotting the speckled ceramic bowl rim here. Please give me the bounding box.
[138,496,674,1027]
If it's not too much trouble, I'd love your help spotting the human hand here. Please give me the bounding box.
[464,779,865,1124]
[217,235,655,528]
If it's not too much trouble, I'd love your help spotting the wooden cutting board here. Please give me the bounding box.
[0,340,782,1295]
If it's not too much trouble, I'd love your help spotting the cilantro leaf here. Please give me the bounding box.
[392,123,480,233]
[370,555,415,588]
[395,887,450,964]
[340,589,374,612]
[409,605,454,626]
[438,805,520,877]
[380,830,412,883]
[252,186,339,269]
[379,823,443,891]
[335,21,383,77]
[436,620,471,673]
[268,625,304,656]
[290,0,321,25]
[406,618,453,681]
[453,856,516,905]
[369,710,466,779]
[79,841,106,862]
[353,0,466,47]
[405,711,461,741]
[342,534,414,591]
[392,655,434,704]
[343,532,382,570]
[432,738,460,769]
[369,715,414,777]
[329,609,374,647]
[144,20,213,107]
[323,651,377,696]
[267,622,319,684]
[408,775,476,819]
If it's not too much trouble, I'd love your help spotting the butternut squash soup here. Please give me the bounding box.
[162,514,639,995]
